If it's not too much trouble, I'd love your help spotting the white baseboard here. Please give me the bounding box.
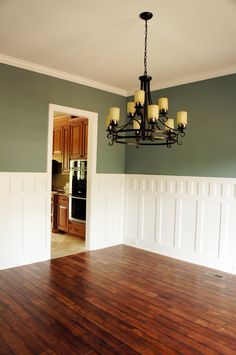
[0,250,50,270]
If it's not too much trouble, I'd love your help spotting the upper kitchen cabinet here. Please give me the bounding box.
[52,116,70,172]
[61,124,70,173]
[52,125,62,157]
[83,119,88,159]
[70,118,88,160]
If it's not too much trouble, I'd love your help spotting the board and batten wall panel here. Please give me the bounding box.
[0,173,49,270]
[2,171,236,274]
[124,174,236,274]
[178,199,197,252]
[89,174,125,250]
[0,173,125,270]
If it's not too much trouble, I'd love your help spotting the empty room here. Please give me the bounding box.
[0,0,236,353]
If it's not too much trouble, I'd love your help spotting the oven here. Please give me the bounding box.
[69,196,86,222]
[69,160,87,223]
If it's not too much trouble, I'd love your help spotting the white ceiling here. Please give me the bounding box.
[0,0,236,95]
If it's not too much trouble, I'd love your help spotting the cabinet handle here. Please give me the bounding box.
[59,206,67,209]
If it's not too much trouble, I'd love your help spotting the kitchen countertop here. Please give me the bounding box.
[51,190,70,196]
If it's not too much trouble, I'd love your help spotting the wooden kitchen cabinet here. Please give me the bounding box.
[57,195,69,232]
[83,119,88,159]
[51,194,58,233]
[52,116,71,172]
[69,221,86,239]
[62,124,70,173]
[52,194,86,239]
[70,118,88,159]
[53,116,88,164]
[52,126,62,157]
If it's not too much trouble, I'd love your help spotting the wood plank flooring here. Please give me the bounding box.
[1,245,236,354]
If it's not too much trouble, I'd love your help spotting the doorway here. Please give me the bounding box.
[47,104,98,259]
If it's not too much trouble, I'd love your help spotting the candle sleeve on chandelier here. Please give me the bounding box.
[165,118,174,131]
[109,107,120,122]
[158,97,168,111]
[177,111,188,126]
[148,104,159,120]
[133,119,141,130]
[127,102,136,114]
[134,90,145,104]
[106,115,111,127]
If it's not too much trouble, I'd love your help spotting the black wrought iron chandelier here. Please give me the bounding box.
[106,11,188,147]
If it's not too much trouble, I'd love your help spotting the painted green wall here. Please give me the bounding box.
[0,63,126,173]
[125,74,236,178]
[2,64,235,177]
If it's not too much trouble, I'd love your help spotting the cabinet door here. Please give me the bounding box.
[51,195,58,232]
[62,125,70,172]
[69,221,86,238]
[70,119,83,159]
[57,203,68,232]
[53,127,62,155]
[82,119,88,159]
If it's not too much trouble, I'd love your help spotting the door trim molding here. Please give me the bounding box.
[48,104,98,254]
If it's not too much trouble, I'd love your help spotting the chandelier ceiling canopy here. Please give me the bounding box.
[106,11,188,148]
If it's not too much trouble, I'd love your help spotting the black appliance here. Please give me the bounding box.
[52,159,61,174]
[69,160,87,222]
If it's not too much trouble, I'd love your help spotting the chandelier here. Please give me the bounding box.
[106,12,188,147]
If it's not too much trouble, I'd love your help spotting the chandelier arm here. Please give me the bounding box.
[176,130,185,145]
[154,122,164,131]
[169,127,186,134]
[159,115,168,123]
[159,115,170,129]
[115,128,157,135]
[112,117,134,132]
[160,118,185,133]
[177,136,183,145]
[115,140,177,146]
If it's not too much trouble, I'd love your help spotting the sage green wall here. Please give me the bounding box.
[0,63,125,173]
[125,74,236,178]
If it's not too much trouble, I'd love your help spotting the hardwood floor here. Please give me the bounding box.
[0,245,236,354]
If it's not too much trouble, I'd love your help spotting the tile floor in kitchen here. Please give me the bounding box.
[51,232,86,259]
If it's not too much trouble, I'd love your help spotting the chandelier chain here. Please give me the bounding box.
[144,20,148,75]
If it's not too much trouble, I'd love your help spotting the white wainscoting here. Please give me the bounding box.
[0,172,125,270]
[2,172,236,274]
[124,175,236,274]
[0,173,49,270]
[88,174,125,250]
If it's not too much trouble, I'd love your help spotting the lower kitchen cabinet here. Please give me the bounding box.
[53,194,86,238]
[69,221,86,239]
[57,195,69,232]
[51,194,58,233]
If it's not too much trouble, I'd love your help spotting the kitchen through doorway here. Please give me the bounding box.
[50,109,88,259]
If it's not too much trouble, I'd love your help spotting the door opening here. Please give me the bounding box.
[47,104,98,259]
